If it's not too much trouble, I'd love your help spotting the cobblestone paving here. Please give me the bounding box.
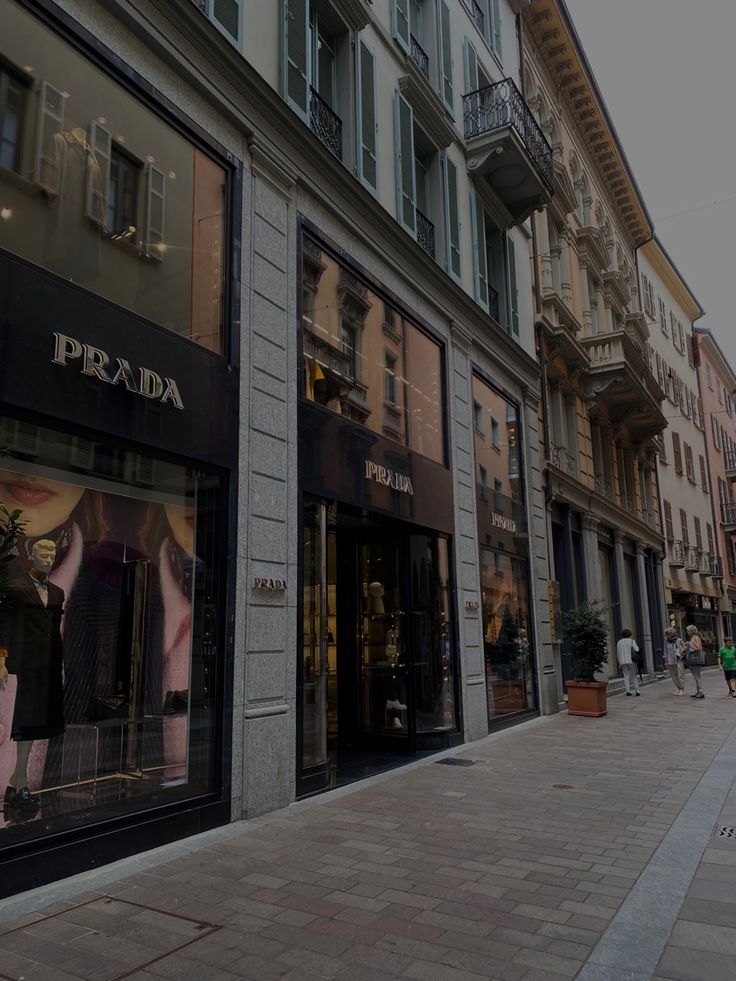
[1,673,735,980]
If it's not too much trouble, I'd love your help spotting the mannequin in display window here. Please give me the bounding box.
[1,539,65,811]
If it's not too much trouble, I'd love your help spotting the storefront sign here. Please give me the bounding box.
[364,460,414,496]
[253,577,287,591]
[465,601,479,612]
[491,511,517,534]
[52,332,185,410]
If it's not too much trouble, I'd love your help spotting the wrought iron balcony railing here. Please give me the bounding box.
[699,549,712,575]
[551,444,578,478]
[711,555,724,578]
[309,86,342,160]
[303,327,354,382]
[722,501,736,527]
[410,34,429,78]
[463,78,554,190]
[685,545,700,571]
[416,208,435,259]
[726,450,736,474]
[670,540,685,567]
[469,0,484,33]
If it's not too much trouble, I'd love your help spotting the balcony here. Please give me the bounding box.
[726,450,736,482]
[669,540,685,568]
[309,86,342,160]
[581,328,666,440]
[685,545,700,572]
[550,444,578,479]
[699,549,712,576]
[410,34,429,78]
[463,78,554,225]
[711,555,724,579]
[416,208,435,259]
[303,327,354,389]
[722,501,736,532]
[594,473,614,502]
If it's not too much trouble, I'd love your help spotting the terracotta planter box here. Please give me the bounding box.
[566,680,607,718]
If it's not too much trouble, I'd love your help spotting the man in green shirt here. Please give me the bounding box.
[718,637,736,696]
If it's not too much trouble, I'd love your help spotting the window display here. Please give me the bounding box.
[472,374,537,721]
[0,416,220,839]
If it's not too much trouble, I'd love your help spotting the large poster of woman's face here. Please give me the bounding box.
[0,463,201,832]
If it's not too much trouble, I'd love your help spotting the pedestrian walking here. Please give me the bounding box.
[664,627,686,695]
[617,628,641,696]
[685,624,705,699]
[718,636,736,697]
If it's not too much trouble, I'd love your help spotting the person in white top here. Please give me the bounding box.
[616,629,641,696]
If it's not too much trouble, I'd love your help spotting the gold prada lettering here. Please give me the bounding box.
[52,332,185,410]
[364,459,414,496]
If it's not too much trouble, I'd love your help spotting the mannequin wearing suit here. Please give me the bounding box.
[1,540,65,808]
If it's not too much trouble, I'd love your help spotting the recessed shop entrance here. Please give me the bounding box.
[298,499,457,796]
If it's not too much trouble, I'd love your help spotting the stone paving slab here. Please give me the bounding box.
[1,674,736,979]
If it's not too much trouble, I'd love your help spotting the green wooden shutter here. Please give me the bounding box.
[356,39,377,191]
[86,120,111,227]
[444,154,461,282]
[491,0,502,58]
[506,233,519,336]
[439,1,454,112]
[470,190,488,308]
[212,0,242,45]
[463,38,479,94]
[34,80,64,195]
[395,91,416,233]
[392,0,410,52]
[283,0,309,118]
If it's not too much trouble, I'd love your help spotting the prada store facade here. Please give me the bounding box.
[298,227,461,796]
[0,0,237,895]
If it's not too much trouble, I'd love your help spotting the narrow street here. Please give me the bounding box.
[0,673,734,981]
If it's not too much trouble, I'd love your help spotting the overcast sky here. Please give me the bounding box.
[564,0,736,370]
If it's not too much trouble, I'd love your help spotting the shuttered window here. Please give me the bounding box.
[283,0,309,119]
[34,80,64,195]
[707,523,715,554]
[470,190,489,309]
[506,233,519,336]
[208,0,242,45]
[392,0,410,52]
[438,1,454,112]
[490,0,502,59]
[684,442,695,483]
[694,517,703,550]
[145,165,165,260]
[680,508,689,545]
[394,91,416,234]
[443,154,461,282]
[86,120,111,227]
[672,432,683,474]
[700,455,709,493]
[356,40,377,192]
[663,500,674,541]
[463,38,479,94]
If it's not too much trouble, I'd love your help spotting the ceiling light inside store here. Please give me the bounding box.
[23,65,33,73]
[0,208,12,221]
[98,116,107,124]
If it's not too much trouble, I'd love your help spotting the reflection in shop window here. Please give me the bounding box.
[0,415,220,843]
[0,0,227,353]
[302,235,445,464]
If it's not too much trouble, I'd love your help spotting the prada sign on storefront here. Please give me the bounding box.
[364,460,414,496]
[0,252,236,467]
[53,333,185,409]
[491,512,517,534]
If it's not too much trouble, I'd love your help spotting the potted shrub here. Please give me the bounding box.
[563,602,610,717]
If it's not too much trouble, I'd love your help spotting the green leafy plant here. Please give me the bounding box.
[0,446,24,597]
[563,602,609,682]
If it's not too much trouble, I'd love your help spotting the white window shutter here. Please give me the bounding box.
[356,39,377,192]
[491,0,502,58]
[443,154,461,282]
[394,90,416,234]
[439,1,454,113]
[212,0,242,45]
[392,0,410,52]
[86,121,111,228]
[470,190,488,309]
[463,38,479,95]
[506,233,519,336]
[146,165,165,260]
[34,81,64,195]
[283,0,309,119]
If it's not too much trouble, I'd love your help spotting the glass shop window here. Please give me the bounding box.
[0,0,227,353]
[302,235,446,465]
[0,415,221,845]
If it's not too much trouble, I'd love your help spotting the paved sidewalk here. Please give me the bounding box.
[1,673,735,981]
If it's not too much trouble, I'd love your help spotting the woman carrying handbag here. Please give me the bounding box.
[685,624,705,699]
